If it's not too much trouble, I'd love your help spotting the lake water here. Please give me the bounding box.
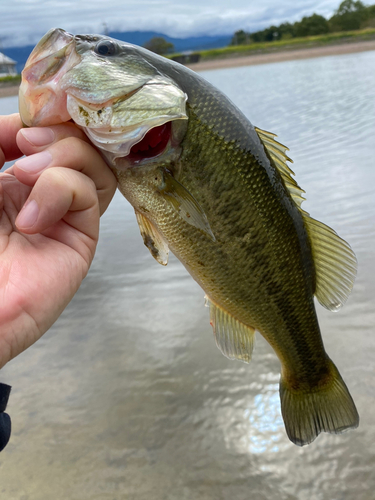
[1,50,375,500]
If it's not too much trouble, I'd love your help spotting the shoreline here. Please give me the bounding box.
[0,85,20,98]
[1,39,374,99]
[186,39,375,71]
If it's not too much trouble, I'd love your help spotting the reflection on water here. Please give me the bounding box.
[1,50,375,499]
[244,386,283,454]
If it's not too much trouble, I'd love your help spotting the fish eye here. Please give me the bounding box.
[95,40,117,56]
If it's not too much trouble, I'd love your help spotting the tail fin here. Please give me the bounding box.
[280,360,359,446]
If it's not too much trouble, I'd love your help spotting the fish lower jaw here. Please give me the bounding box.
[86,120,182,171]
[19,83,71,127]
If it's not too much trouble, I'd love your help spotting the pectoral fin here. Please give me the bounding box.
[205,296,255,363]
[135,210,169,265]
[159,170,216,241]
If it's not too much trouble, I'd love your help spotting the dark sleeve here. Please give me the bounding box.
[0,383,11,452]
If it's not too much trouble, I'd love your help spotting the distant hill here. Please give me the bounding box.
[109,31,232,52]
[2,31,232,73]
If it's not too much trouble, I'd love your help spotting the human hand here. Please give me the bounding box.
[0,114,117,369]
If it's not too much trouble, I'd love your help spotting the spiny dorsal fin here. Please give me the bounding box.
[255,126,357,311]
[135,210,169,266]
[255,126,306,208]
[205,296,255,363]
[302,215,357,311]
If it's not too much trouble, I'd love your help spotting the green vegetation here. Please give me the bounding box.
[190,28,375,62]
[0,74,21,87]
[231,0,375,45]
[167,0,375,64]
[143,37,174,55]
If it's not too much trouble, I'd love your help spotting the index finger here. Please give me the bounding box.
[0,114,23,166]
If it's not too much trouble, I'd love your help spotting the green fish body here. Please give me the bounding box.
[19,29,359,445]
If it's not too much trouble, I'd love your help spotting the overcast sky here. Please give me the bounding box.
[1,0,342,48]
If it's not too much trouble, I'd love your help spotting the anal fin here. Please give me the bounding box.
[205,296,255,363]
[135,210,169,265]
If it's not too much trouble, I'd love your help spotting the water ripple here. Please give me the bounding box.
[2,50,375,499]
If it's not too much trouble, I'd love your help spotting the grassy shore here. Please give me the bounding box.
[0,75,21,87]
[181,27,375,62]
[0,75,21,98]
[186,38,375,71]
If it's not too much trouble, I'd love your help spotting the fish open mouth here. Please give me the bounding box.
[128,122,172,162]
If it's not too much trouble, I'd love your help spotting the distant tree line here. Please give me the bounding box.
[231,0,375,45]
[143,37,174,55]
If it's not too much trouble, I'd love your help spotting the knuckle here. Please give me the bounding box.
[41,165,96,194]
[53,122,86,140]
[58,135,87,152]
[39,165,71,186]
[47,136,87,166]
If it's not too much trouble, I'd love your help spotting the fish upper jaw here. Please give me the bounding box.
[63,81,188,165]
[19,28,81,127]
[19,29,188,169]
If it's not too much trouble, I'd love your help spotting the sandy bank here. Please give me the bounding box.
[187,39,375,71]
[0,85,19,98]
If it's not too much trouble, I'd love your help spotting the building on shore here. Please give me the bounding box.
[0,52,17,77]
[171,51,201,65]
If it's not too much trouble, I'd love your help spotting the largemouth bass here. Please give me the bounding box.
[19,28,359,446]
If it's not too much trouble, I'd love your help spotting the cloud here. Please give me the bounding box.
[1,0,341,48]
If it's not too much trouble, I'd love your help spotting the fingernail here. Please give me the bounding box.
[20,127,55,147]
[16,200,39,229]
[16,151,52,174]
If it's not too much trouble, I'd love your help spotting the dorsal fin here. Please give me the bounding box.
[255,127,306,208]
[205,296,255,363]
[255,126,357,311]
[302,215,357,311]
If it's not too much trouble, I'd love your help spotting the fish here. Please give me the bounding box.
[19,28,359,446]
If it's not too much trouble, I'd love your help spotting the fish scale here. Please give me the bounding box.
[173,108,318,363]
